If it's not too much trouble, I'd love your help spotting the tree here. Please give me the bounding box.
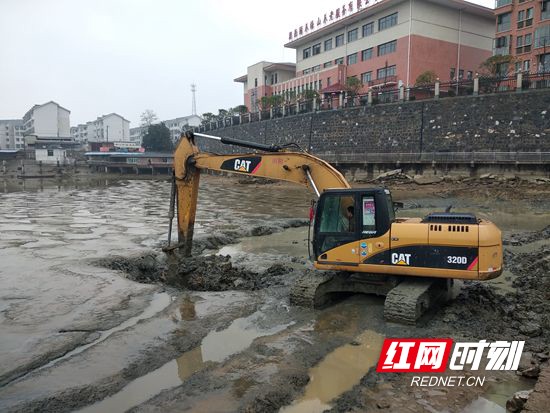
[479,55,517,77]
[142,123,173,152]
[233,105,248,114]
[415,70,438,86]
[345,76,363,96]
[299,90,319,101]
[201,112,216,126]
[140,109,158,127]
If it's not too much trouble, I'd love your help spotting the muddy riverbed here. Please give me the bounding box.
[0,176,549,413]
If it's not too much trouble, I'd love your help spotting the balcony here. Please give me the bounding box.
[497,22,511,32]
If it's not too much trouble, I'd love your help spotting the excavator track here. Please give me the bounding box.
[289,271,338,308]
[384,278,451,325]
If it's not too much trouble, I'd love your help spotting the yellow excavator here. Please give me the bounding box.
[168,131,503,324]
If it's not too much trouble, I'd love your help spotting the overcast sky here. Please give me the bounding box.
[0,0,494,126]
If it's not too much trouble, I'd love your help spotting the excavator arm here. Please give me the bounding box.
[172,132,350,255]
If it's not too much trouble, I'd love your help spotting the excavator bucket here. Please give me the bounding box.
[176,166,200,257]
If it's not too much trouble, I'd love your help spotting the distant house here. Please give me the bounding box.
[22,101,71,140]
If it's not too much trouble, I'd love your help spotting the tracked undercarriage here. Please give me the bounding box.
[290,271,453,325]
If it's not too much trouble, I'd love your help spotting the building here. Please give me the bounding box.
[236,0,494,111]
[234,62,297,112]
[0,120,24,149]
[22,101,71,140]
[129,115,202,144]
[86,113,130,143]
[163,115,202,142]
[129,126,147,143]
[494,0,550,74]
[70,124,88,143]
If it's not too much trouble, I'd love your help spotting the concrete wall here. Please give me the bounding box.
[195,90,550,155]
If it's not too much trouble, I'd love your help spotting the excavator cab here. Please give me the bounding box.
[313,188,395,264]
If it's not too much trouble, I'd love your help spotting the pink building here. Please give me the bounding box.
[235,0,495,111]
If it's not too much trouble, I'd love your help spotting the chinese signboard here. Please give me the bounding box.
[288,0,383,42]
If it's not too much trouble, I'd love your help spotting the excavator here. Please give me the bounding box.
[168,131,503,324]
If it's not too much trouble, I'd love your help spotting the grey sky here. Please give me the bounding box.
[0,0,494,126]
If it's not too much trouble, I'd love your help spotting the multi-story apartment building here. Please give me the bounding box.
[85,113,130,143]
[163,115,202,141]
[129,115,202,144]
[70,124,88,143]
[22,101,71,140]
[129,126,146,143]
[236,0,494,111]
[0,120,24,149]
[494,0,550,73]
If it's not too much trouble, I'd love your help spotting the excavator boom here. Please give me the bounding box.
[173,132,349,255]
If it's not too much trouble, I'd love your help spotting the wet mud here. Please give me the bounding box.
[0,176,549,413]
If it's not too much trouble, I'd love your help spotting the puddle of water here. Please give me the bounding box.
[78,310,293,413]
[280,329,385,413]
[218,226,309,258]
[461,376,535,413]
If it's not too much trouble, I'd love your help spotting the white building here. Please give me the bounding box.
[129,115,201,144]
[163,115,202,142]
[22,101,71,140]
[130,126,147,143]
[70,124,88,143]
[35,146,70,164]
[0,119,24,149]
[86,113,130,143]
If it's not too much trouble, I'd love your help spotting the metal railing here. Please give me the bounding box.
[193,71,550,132]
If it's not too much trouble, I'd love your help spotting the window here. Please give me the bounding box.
[467,71,473,80]
[303,47,311,59]
[324,38,333,51]
[518,8,534,28]
[362,196,376,235]
[450,67,456,80]
[347,53,358,65]
[378,40,397,56]
[534,25,550,48]
[543,0,550,20]
[335,57,344,65]
[312,43,321,56]
[335,33,344,47]
[347,28,358,42]
[254,78,258,87]
[313,65,321,72]
[327,77,331,86]
[361,48,373,61]
[323,61,333,68]
[523,60,530,72]
[361,71,372,84]
[47,149,54,156]
[377,65,396,79]
[458,69,464,80]
[303,68,311,75]
[379,12,398,31]
[362,22,374,37]
[497,12,511,32]
[524,33,532,52]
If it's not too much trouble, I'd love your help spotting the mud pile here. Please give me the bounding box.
[439,247,549,345]
[504,225,550,245]
[96,253,295,292]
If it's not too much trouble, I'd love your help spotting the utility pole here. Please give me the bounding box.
[191,84,197,116]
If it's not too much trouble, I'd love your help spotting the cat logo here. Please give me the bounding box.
[220,156,262,175]
[234,159,252,172]
[391,253,412,266]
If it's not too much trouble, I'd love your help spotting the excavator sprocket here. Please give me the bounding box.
[384,278,451,325]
